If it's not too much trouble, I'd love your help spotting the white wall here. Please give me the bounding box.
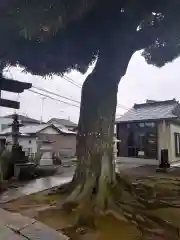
[169,123,180,162]
[157,121,171,162]
[6,136,37,155]
[0,118,13,132]
[19,138,37,154]
[157,121,180,163]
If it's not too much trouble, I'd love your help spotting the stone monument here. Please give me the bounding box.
[39,140,54,166]
[9,114,35,179]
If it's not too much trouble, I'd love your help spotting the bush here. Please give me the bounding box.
[29,151,42,166]
[0,150,14,180]
[34,166,58,177]
[52,155,62,165]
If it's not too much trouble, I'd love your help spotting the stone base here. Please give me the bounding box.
[40,158,53,166]
[14,163,36,180]
[40,152,53,166]
[156,167,171,173]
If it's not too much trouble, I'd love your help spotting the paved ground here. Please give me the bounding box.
[0,156,156,205]
[0,161,145,204]
[0,166,74,204]
[0,208,68,239]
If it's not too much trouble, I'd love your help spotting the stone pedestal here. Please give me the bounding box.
[39,141,53,166]
[40,152,53,166]
[158,149,170,168]
[14,163,36,179]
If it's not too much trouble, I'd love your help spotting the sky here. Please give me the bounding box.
[1,50,180,124]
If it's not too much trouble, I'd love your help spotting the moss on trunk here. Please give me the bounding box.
[63,47,133,210]
[59,50,180,239]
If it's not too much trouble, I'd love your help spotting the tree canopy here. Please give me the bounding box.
[0,0,180,75]
[2,3,180,237]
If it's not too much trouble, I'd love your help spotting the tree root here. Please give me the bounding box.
[57,173,180,239]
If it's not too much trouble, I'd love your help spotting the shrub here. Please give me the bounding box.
[0,150,13,180]
[29,151,42,166]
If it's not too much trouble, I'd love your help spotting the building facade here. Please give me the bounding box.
[116,99,180,165]
[0,124,76,158]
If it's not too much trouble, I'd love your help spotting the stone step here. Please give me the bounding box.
[0,209,68,240]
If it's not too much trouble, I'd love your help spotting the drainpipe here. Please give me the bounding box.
[40,97,45,124]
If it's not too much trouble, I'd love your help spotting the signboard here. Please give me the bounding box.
[0,78,32,93]
[0,98,20,109]
[0,76,31,109]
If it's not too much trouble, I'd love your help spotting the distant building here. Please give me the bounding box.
[116,99,180,166]
[0,124,76,158]
[0,117,13,132]
[4,114,41,125]
[47,118,77,131]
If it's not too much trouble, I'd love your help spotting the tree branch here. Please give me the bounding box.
[135,25,158,50]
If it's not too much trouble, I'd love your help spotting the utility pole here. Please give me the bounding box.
[40,97,45,124]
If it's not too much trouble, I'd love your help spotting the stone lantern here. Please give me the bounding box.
[38,140,54,166]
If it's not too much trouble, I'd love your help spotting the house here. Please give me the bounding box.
[0,117,14,150]
[47,118,77,131]
[116,99,180,166]
[0,115,41,149]
[0,117,13,132]
[0,114,41,133]
[0,124,76,158]
[4,114,41,125]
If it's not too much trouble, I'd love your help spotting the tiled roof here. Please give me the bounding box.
[54,124,76,135]
[48,118,77,127]
[0,124,76,135]
[3,114,40,124]
[0,124,49,135]
[116,99,179,123]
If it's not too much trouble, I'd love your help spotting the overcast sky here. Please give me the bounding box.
[1,50,180,124]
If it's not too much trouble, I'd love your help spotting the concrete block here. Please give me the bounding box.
[21,221,69,240]
[0,224,25,240]
[0,209,36,231]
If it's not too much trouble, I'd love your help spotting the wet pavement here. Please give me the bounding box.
[0,166,75,204]
[0,161,144,204]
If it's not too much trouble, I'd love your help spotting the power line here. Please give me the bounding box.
[28,89,80,108]
[32,85,129,111]
[62,76,130,111]
[63,75,82,88]
[5,67,129,111]
[29,88,128,114]
[32,85,80,104]
[33,85,129,111]
[62,75,130,111]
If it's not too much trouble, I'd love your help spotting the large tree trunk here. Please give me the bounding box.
[66,48,133,210]
[60,51,180,239]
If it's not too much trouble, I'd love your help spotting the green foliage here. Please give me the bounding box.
[0,0,180,76]
[29,151,42,166]
[5,0,97,40]
[0,150,13,180]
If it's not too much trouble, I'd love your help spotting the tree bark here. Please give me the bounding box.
[66,47,133,210]
[61,48,180,236]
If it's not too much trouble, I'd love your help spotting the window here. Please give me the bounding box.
[139,123,145,127]
[127,124,130,129]
[174,133,180,157]
[1,124,9,131]
[145,122,155,127]
[29,140,31,144]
